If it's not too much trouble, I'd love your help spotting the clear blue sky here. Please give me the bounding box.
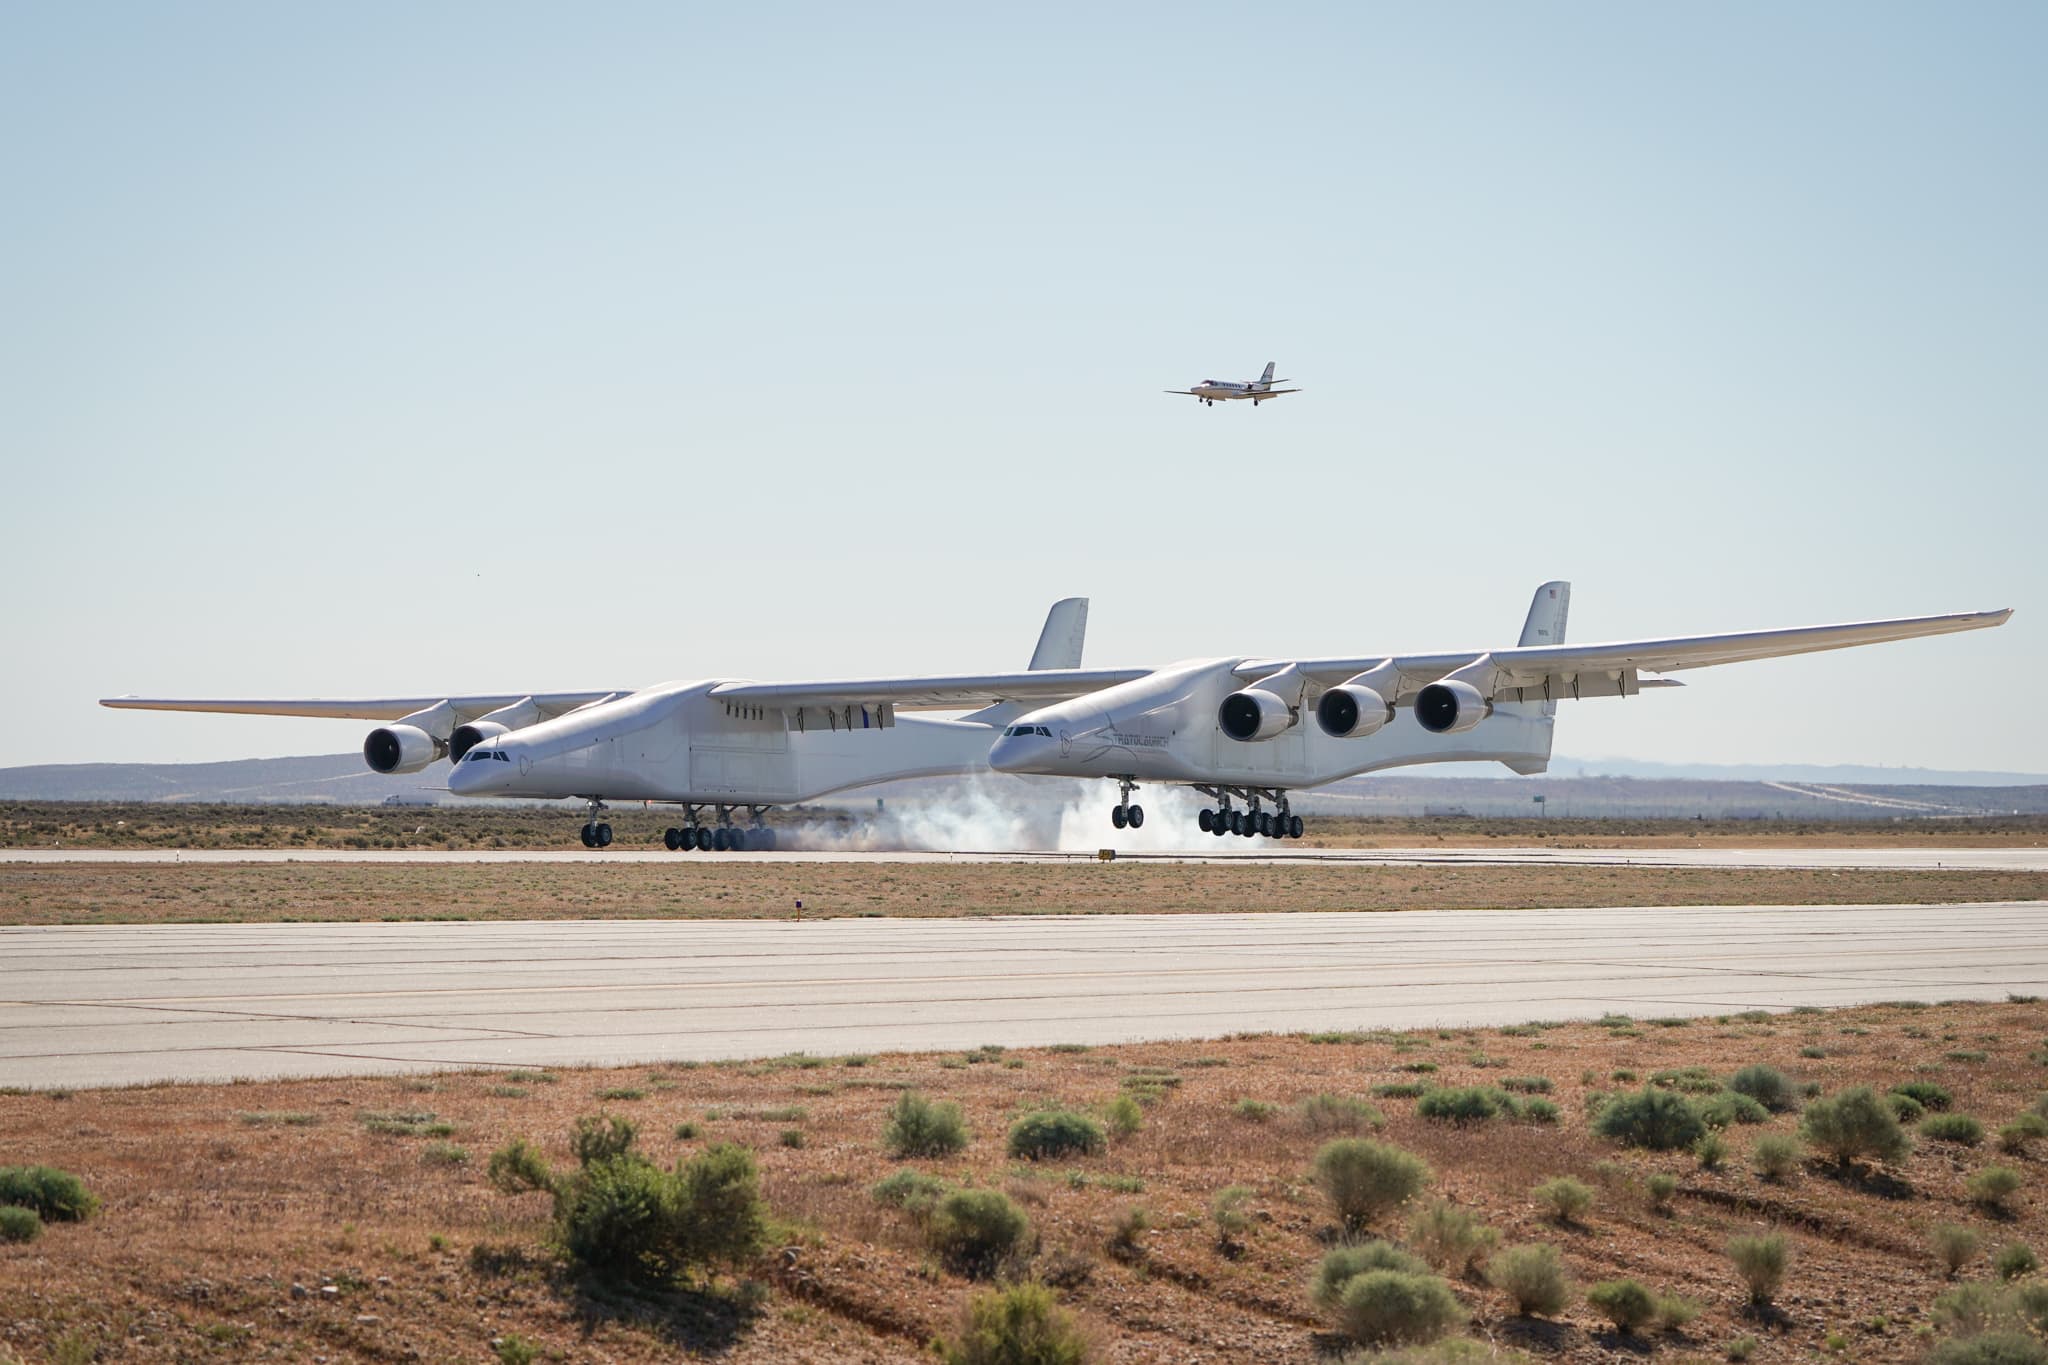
[3,3,2041,771]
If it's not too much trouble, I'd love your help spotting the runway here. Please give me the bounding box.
[4,901,2044,1089]
[6,846,2046,870]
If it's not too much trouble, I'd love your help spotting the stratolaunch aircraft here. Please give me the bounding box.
[1165,361,1300,406]
[103,586,2009,849]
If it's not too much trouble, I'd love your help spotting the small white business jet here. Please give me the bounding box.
[984,583,2011,838]
[104,587,2009,849]
[1166,361,1300,406]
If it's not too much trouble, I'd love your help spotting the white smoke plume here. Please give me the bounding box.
[777,777,1262,854]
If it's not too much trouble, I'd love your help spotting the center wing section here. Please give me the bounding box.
[709,667,1152,713]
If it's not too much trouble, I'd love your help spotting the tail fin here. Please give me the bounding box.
[1028,597,1089,670]
[1258,361,1276,385]
[1518,581,1570,647]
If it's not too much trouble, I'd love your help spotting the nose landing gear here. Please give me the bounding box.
[579,799,612,849]
[1108,777,1144,830]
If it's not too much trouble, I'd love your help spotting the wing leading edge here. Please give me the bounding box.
[98,692,625,723]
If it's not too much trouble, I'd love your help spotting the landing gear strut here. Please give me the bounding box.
[1195,787,1304,841]
[578,799,612,849]
[661,804,779,853]
[1108,776,1144,830]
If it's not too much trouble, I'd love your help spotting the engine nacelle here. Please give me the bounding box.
[448,720,509,763]
[1218,688,1294,742]
[1414,679,1492,734]
[1315,684,1393,739]
[364,724,443,774]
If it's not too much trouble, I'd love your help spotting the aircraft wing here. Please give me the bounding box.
[710,667,1153,712]
[1164,389,1202,395]
[1257,388,1302,395]
[99,692,624,722]
[1250,607,2013,701]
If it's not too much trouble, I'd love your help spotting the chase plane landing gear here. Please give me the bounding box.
[1108,777,1144,830]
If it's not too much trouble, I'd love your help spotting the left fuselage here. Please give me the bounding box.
[447,681,1001,805]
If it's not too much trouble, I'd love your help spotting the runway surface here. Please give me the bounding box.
[5,901,2044,1089]
[7,846,2046,869]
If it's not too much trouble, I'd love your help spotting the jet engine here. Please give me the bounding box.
[1414,679,1492,734]
[449,698,542,762]
[363,724,443,774]
[1218,688,1294,742]
[1315,684,1393,739]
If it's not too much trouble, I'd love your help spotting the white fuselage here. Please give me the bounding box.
[1189,380,1266,401]
[988,659,1553,788]
[447,681,1001,805]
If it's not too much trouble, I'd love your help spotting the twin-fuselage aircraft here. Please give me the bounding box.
[103,586,2011,850]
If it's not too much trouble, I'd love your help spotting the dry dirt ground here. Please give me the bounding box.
[3,862,2045,926]
[4,1001,2048,1363]
[5,804,2047,854]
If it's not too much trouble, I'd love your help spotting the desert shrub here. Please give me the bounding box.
[1699,1093,1771,1129]
[1934,1223,1983,1276]
[1586,1278,1657,1333]
[1694,1132,1728,1170]
[487,1138,555,1196]
[1210,1185,1253,1245]
[1593,1089,1706,1151]
[884,1091,969,1158]
[1105,1205,1148,1261]
[0,1206,39,1243]
[1925,1114,1986,1146]
[1297,1093,1385,1133]
[1651,1066,1722,1094]
[1532,1177,1593,1224]
[1314,1139,1431,1231]
[1312,1241,1432,1307]
[930,1189,1030,1278]
[1801,1086,1911,1165]
[1727,1335,1759,1361]
[493,1335,538,1365]
[1487,1243,1570,1317]
[1998,1114,2048,1153]
[0,1166,97,1222]
[423,1141,469,1166]
[938,1282,1088,1365]
[1502,1076,1553,1094]
[1727,1233,1788,1305]
[872,1169,949,1218]
[1332,1270,1467,1348]
[1519,1098,1561,1125]
[1893,1080,1953,1111]
[1752,1133,1803,1182]
[1934,1282,2022,1335]
[1890,1093,1929,1123]
[1233,1098,1277,1123]
[1656,1294,1702,1331]
[571,1140,764,1284]
[1407,1200,1498,1272]
[1105,1095,1142,1139]
[1996,1243,2039,1281]
[1373,1082,1428,1100]
[1729,1065,1796,1113]
[1969,1166,2025,1213]
[672,1122,700,1141]
[1645,1173,1678,1212]
[1418,1086,1513,1123]
[1008,1111,1105,1162]
[569,1113,636,1166]
[1926,1333,2048,1365]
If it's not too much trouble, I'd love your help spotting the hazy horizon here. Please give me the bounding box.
[4,3,2041,771]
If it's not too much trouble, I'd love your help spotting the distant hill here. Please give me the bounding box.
[1,751,2043,818]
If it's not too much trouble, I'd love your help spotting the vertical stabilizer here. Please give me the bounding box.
[1498,580,1569,773]
[1258,361,1277,386]
[1028,598,1089,670]
[1518,581,1570,647]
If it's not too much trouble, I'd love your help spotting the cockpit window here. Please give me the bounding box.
[1005,725,1051,737]
[497,750,511,761]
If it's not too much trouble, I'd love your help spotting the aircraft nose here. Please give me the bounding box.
[448,750,505,795]
[989,729,1048,774]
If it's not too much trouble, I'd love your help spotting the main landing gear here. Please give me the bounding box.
[1108,777,1145,830]
[660,804,779,853]
[1194,787,1305,841]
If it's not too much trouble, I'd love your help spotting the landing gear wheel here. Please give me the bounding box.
[1228,810,1245,836]
[1126,804,1143,829]
[695,827,713,852]
[594,823,613,848]
[712,827,729,852]
[757,827,777,852]
[1212,817,1229,838]
[1111,805,1128,830]
[663,827,683,851]
[1256,811,1273,838]
[1198,808,1214,832]
[579,823,596,848]
[1289,814,1304,840]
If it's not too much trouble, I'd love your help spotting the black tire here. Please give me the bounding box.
[712,827,729,852]
[579,823,595,848]
[1198,808,1213,832]
[1228,810,1244,836]
[1127,804,1144,828]
[1213,819,1228,838]
[695,827,713,852]
[595,823,613,848]
[1289,814,1304,839]
[1111,805,1128,830]
[663,827,682,851]
[760,827,778,852]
